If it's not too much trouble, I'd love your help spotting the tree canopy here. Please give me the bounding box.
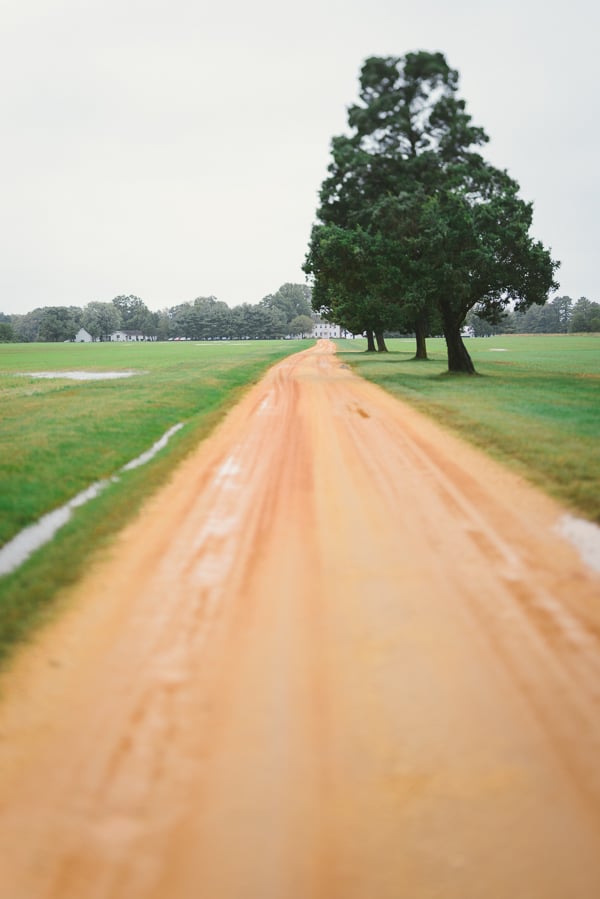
[304,52,560,372]
[569,297,600,333]
[259,283,312,329]
[0,321,14,342]
[111,295,157,335]
[83,302,121,341]
[289,314,315,337]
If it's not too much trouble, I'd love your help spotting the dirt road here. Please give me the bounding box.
[1,340,600,898]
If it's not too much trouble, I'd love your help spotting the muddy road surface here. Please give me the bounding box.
[1,340,600,898]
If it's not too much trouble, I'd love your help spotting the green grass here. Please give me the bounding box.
[337,334,600,524]
[0,339,312,661]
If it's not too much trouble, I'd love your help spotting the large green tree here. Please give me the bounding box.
[83,301,121,341]
[417,179,559,372]
[0,321,14,342]
[569,297,600,332]
[306,53,477,358]
[305,52,559,372]
[111,295,156,336]
[38,306,83,342]
[11,308,45,342]
[260,283,311,332]
[288,315,314,337]
[304,223,399,351]
[510,294,572,334]
[230,303,285,339]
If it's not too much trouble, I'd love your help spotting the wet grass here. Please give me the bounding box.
[338,335,600,524]
[0,339,311,661]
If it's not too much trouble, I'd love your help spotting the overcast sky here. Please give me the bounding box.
[1,0,597,314]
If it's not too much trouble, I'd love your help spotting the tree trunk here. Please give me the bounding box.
[375,330,388,352]
[365,329,376,352]
[443,324,476,374]
[414,313,428,360]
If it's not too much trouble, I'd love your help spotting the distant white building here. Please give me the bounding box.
[311,315,359,339]
[74,328,93,343]
[313,320,343,339]
[312,314,354,339]
[110,330,147,342]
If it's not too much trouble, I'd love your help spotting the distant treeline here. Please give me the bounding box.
[2,289,598,345]
[0,284,314,343]
[465,296,600,336]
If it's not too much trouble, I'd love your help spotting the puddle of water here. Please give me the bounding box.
[0,423,184,578]
[0,480,113,577]
[557,515,600,574]
[18,370,142,381]
[122,424,184,471]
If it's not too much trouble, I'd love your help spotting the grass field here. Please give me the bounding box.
[338,334,600,524]
[0,339,311,660]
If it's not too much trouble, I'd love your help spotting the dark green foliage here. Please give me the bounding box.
[83,301,121,340]
[170,296,235,340]
[568,297,600,332]
[305,224,390,335]
[3,284,312,345]
[259,283,312,329]
[305,52,560,373]
[10,308,45,342]
[289,314,316,337]
[8,306,83,342]
[38,306,83,342]
[0,322,14,342]
[469,295,600,335]
[165,285,312,340]
[167,296,289,340]
[111,295,157,336]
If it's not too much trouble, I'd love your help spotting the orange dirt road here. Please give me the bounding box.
[1,340,600,898]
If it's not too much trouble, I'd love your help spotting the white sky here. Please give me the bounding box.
[1,0,597,314]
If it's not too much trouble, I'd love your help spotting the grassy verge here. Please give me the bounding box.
[0,339,312,661]
[337,335,600,524]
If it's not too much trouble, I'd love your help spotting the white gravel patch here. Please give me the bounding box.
[557,515,600,574]
[18,370,142,380]
[0,423,184,578]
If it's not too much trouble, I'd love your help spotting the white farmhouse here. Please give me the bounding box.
[74,328,93,343]
[110,330,146,342]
